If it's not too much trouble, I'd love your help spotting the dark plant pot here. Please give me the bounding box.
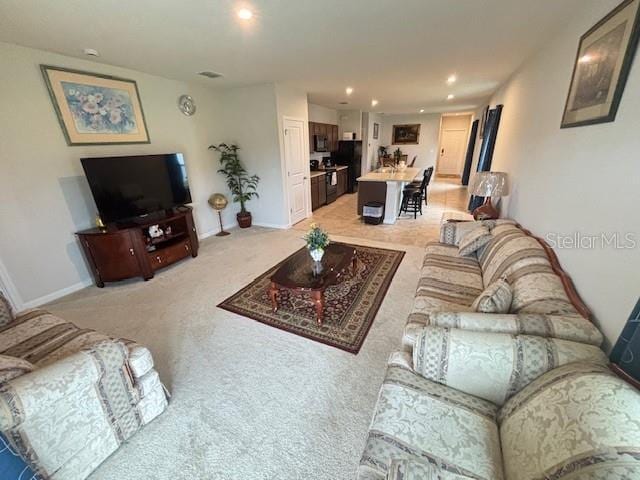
[237,211,252,228]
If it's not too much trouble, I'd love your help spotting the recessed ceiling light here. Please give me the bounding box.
[345,87,353,95]
[447,94,455,100]
[83,48,100,57]
[237,8,253,20]
[419,109,425,113]
[371,99,379,107]
[447,74,457,84]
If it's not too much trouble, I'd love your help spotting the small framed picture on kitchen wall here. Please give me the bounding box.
[41,65,150,145]
[561,0,640,128]
[373,122,379,139]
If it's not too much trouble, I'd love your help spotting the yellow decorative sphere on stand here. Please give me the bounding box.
[208,193,230,236]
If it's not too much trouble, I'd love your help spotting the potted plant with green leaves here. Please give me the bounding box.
[209,143,259,228]
[304,223,329,262]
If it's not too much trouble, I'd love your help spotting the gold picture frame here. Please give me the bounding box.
[392,124,420,145]
[41,65,150,145]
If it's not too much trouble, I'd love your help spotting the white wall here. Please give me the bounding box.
[217,83,287,229]
[362,112,383,172]
[338,109,362,140]
[487,0,640,348]
[308,103,338,125]
[0,41,229,308]
[380,113,441,171]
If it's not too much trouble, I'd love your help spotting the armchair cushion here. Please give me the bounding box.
[0,354,33,384]
[412,327,607,405]
[0,291,13,327]
[499,362,640,480]
[471,279,512,313]
[0,340,143,478]
[429,311,603,346]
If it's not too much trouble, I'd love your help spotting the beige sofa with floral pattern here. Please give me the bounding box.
[356,219,640,479]
[0,294,168,480]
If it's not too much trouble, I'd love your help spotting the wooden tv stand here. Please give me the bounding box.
[77,207,199,287]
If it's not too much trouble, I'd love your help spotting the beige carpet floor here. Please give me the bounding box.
[46,179,469,479]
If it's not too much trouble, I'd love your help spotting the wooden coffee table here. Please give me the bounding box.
[269,243,357,325]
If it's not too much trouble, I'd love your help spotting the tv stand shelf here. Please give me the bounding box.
[77,207,199,287]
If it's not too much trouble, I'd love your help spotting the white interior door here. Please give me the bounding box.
[438,129,468,176]
[283,118,308,225]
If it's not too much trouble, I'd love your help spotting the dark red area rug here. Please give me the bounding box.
[218,242,405,354]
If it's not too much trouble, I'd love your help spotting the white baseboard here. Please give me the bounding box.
[198,221,237,240]
[21,278,94,310]
[252,222,291,230]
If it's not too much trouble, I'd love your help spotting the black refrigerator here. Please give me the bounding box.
[334,140,362,193]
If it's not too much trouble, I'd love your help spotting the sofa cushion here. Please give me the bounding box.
[357,364,503,480]
[413,243,483,316]
[0,354,34,383]
[478,224,579,316]
[0,291,13,328]
[471,279,512,313]
[458,225,492,257]
[499,362,640,480]
[428,312,603,346]
[413,327,607,406]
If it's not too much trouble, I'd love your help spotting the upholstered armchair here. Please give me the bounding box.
[0,292,167,480]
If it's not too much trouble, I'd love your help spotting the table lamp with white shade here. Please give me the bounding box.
[469,171,509,220]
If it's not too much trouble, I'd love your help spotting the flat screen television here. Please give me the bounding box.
[81,153,191,224]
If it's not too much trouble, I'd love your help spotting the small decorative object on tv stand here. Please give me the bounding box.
[76,207,199,287]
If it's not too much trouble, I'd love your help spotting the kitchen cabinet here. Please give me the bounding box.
[336,168,348,196]
[308,121,339,153]
[311,176,320,211]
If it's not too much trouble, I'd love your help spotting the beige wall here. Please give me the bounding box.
[308,103,338,125]
[381,113,441,171]
[338,109,362,140]
[0,42,229,308]
[488,0,639,348]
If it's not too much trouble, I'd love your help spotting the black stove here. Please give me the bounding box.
[324,168,338,204]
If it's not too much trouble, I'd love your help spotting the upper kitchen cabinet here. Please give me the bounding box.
[309,121,339,153]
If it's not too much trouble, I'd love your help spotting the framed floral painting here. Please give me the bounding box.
[41,65,150,145]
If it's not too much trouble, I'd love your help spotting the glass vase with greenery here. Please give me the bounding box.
[209,143,260,228]
[304,223,329,261]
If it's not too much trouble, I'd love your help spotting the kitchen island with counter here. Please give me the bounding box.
[356,167,420,224]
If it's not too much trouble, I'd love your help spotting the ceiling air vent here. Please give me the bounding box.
[339,101,349,105]
[198,71,223,79]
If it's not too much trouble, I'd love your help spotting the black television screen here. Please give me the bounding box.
[81,153,192,223]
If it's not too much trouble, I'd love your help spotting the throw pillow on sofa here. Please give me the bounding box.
[458,225,492,257]
[0,355,34,384]
[472,278,512,313]
[0,291,13,327]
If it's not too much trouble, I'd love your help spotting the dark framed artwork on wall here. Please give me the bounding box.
[373,122,379,139]
[392,124,420,145]
[479,105,489,138]
[41,65,150,145]
[561,0,640,128]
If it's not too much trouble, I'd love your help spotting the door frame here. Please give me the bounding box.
[281,116,310,227]
[436,113,473,177]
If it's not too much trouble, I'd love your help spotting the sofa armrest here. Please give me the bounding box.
[413,327,607,406]
[429,311,603,346]
[0,340,127,430]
